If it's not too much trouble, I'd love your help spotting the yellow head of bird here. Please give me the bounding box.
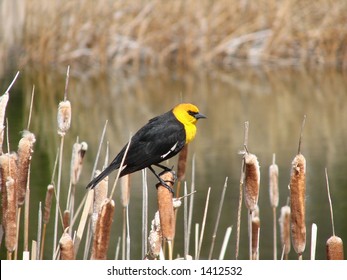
[172,103,206,143]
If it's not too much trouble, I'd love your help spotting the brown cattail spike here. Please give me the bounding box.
[16,130,36,206]
[5,177,17,253]
[0,153,18,228]
[57,100,71,136]
[326,236,344,260]
[289,154,306,256]
[279,205,291,259]
[43,184,54,224]
[59,231,75,260]
[244,153,260,212]
[157,171,175,241]
[63,210,70,230]
[91,199,115,260]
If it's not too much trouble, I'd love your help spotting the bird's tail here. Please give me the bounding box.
[86,163,118,189]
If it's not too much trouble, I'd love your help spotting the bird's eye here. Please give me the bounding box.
[188,110,197,117]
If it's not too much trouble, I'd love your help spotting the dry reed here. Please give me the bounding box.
[70,141,88,185]
[90,199,115,260]
[59,231,75,260]
[289,153,306,258]
[3,1,347,73]
[16,130,36,206]
[279,205,291,260]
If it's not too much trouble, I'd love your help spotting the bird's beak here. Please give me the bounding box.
[195,112,207,119]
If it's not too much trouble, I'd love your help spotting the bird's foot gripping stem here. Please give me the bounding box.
[155,170,177,195]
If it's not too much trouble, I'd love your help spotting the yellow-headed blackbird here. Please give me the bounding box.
[86,103,206,192]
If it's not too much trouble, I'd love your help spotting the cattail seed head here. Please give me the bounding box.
[0,153,18,228]
[70,141,88,185]
[16,130,36,206]
[91,199,115,260]
[59,232,75,260]
[63,210,70,231]
[289,154,306,256]
[157,171,175,241]
[244,153,260,212]
[0,92,9,154]
[269,158,279,208]
[43,184,54,224]
[5,177,17,252]
[57,100,71,136]
[326,235,344,260]
[148,211,162,259]
[92,170,108,233]
[279,205,291,257]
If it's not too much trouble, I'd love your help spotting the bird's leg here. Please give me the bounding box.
[154,163,174,172]
[148,165,176,194]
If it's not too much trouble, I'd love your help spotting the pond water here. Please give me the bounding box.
[0,66,346,260]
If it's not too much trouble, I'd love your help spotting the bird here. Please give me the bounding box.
[86,103,206,192]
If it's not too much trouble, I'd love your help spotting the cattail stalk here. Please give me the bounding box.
[121,174,130,260]
[311,223,317,260]
[279,205,291,259]
[219,226,233,260]
[53,66,71,259]
[208,177,228,260]
[186,154,196,257]
[290,153,306,259]
[251,206,260,260]
[269,153,279,259]
[325,168,344,260]
[59,231,75,260]
[91,199,115,260]
[236,121,249,259]
[176,144,188,197]
[0,71,19,154]
[141,169,148,259]
[157,171,175,260]
[197,187,211,260]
